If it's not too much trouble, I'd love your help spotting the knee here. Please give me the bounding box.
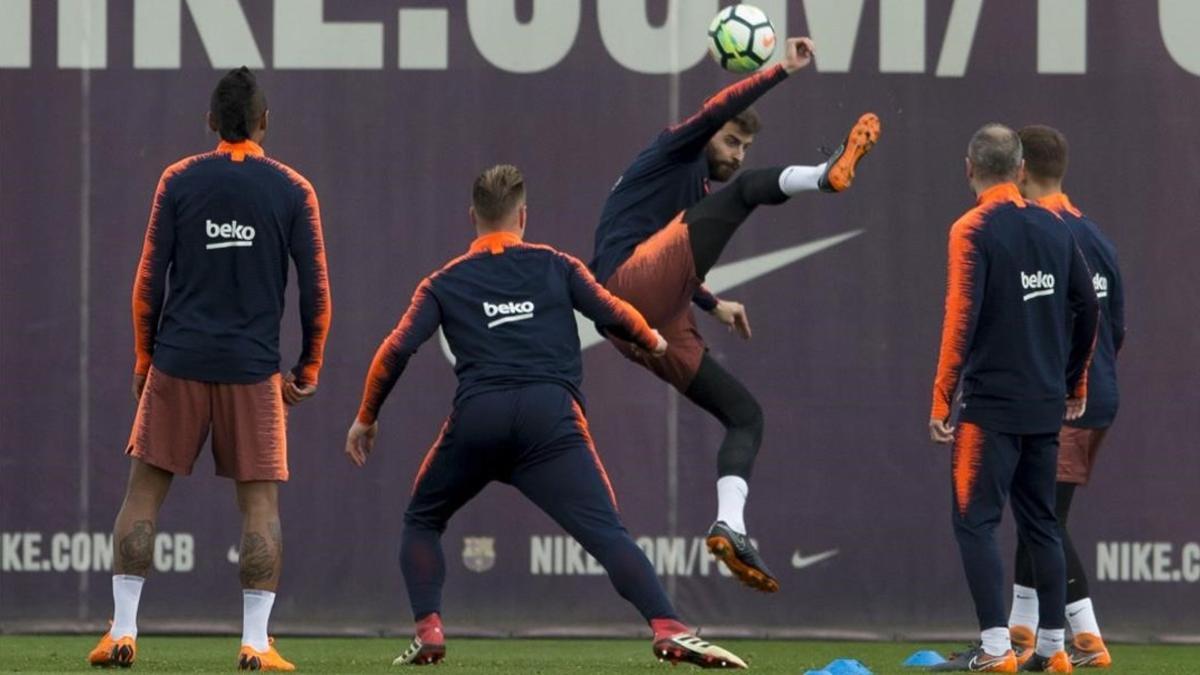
[123,483,166,510]
[953,511,1000,539]
[1020,523,1063,549]
[123,462,172,509]
[727,396,764,437]
[236,483,279,517]
[403,511,448,535]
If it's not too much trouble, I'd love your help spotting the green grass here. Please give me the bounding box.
[2,636,1197,673]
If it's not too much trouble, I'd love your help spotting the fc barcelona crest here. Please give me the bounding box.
[462,537,496,573]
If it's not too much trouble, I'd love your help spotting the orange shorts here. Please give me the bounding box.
[127,366,289,482]
[1056,425,1108,485]
[605,214,706,392]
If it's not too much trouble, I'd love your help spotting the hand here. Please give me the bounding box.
[282,372,318,406]
[781,37,816,74]
[929,418,956,444]
[345,419,379,468]
[132,374,147,402]
[650,330,668,357]
[1064,397,1087,421]
[710,300,752,339]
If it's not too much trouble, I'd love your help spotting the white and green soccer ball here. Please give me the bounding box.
[707,4,776,73]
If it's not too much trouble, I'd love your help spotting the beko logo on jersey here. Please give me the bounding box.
[1093,273,1109,298]
[1021,271,1055,301]
[205,219,256,250]
[483,301,535,329]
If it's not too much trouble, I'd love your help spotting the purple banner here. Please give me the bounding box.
[2,1,1197,638]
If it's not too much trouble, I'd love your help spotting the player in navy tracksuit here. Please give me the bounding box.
[1007,126,1124,669]
[345,166,748,669]
[89,67,329,672]
[590,37,880,592]
[928,125,1098,673]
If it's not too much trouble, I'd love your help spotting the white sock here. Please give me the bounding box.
[778,164,826,195]
[716,476,748,535]
[980,626,1012,657]
[110,575,144,639]
[1066,597,1101,637]
[242,590,276,652]
[1008,584,1039,633]
[1036,627,1065,657]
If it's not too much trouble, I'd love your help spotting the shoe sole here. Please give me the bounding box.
[1071,651,1112,668]
[706,535,780,593]
[396,644,446,666]
[91,643,135,668]
[825,113,881,192]
[653,641,745,669]
[237,653,295,671]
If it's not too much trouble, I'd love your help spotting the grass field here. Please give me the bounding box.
[2,636,1198,673]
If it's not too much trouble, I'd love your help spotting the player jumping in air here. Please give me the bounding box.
[1007,125,1123,670]
[88,67,330,671]
[345,165,749,669]
[589,37,880,592]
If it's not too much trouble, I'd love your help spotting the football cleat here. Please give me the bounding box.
[394,613,446,666]
[1010,625,1035,651]
[706,521,779,593]
[1068,633,1111,668]
[393,636,446,666]
[1019,650,1073,672]
[930,645,1018,672]
[818,112,881,193]
[237,637,295,671]
[87,628,136,668]
[1011,626,1036,667]
[652,633,747,669]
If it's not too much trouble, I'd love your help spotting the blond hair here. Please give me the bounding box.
[472,164,526,222]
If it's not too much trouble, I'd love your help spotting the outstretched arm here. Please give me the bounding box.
[563,254,663,353]
[658,37,815,158]
[355,279,442,426]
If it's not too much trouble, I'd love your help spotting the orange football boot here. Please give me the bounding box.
[818,113,881,193]
[237,637,295,671]
[87,628,136,668]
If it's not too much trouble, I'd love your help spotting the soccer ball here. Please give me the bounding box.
[707,4,776,73]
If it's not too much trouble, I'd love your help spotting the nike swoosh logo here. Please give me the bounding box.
[227,545,240,565]
[439,230,863,364]
[791,548,839,569]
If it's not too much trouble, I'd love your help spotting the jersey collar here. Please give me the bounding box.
[216,139,265,162]
[976,182,1025,207]
[469,231,523,254]
[1036,192,1082,217]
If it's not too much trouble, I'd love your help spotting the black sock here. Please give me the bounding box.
[686,168,790,278]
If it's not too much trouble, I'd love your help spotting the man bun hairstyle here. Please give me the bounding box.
[968,123,1023,183]
[210,66,267,142]
[1019,125,1069,182]
[472,164,526,222]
